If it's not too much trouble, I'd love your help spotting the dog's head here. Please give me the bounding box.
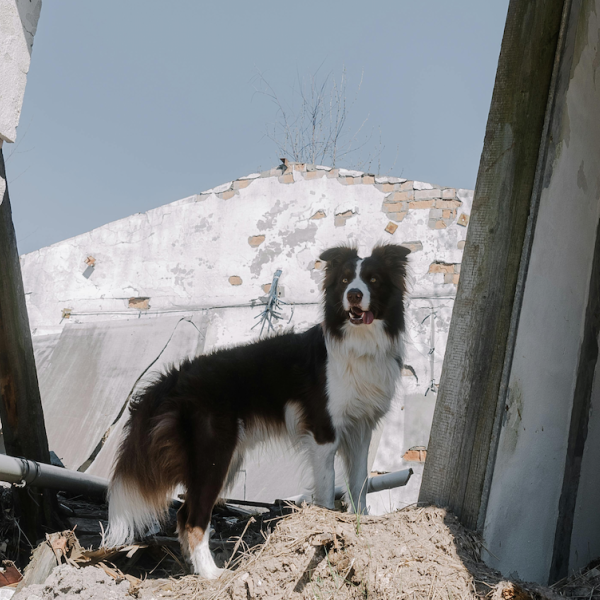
[320,244,410,338]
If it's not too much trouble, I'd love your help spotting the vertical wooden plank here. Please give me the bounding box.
[0,146,58,541]
[419,0,567,529]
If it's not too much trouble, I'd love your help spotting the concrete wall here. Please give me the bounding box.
[482,1,600,582]
[0,0,42,143]
[20,163,472,510]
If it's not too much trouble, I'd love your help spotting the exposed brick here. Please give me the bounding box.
[326,169,340,178]
[233,179,252,190]
[403,447,427,462]
[442,209,452,219]
[229,276,243,286]
[220,189,236,200]
[381,183,396,192]
[304,170,324,180]
[434,220,447,229]
[362,175,375,184]
[458,213,470,227]
[387,191,414,202]
[429,262,455,274]
[402,241,423,253]
[129,297,150,310]
[454,264,461,273]
[414,189,442,201]
[314,260,324,270]
[389,211,407,222]
[84,256,96,267]
[442,188,457,199]
[310,210,326,220]
[248,235,266,247]
[294,163,306,172]
[453,273,460,285]
[382,201,408,214]
[385,221,398,235]
[262,283,271,293]
[278,173,294,184]
[400,181,414,191]
[409,200,434,209]
[334,210,355,227]
[435,199,461,209]
[457,240,466,249]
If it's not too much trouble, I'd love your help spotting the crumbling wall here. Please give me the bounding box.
[19,163,473,511]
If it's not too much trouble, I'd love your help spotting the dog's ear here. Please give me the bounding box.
[371,244,410,265]
[319,246,358,268]
[371,244,410,288]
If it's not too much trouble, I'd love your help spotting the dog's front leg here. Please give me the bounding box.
[308,439,337,509]
[341,427,372,514]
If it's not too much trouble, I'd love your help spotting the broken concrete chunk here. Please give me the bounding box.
[229,276,243,286]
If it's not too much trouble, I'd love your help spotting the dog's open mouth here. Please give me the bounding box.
[348,306,374,325]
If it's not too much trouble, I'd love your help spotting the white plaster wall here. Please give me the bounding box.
[482,5,600,583]
[0,0,41,143]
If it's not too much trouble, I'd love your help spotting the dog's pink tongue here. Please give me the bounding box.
[363,311,374,324]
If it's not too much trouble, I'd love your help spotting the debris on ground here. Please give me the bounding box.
[11,504,581,599]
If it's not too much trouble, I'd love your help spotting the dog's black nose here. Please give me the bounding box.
[347,288,363,304]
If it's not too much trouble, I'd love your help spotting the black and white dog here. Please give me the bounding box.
[105,244,409,578]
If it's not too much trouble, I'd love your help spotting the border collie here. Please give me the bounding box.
[105,244,409,578]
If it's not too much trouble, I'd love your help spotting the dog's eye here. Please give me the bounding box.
[342,278,349,283]
[370,277,377,283]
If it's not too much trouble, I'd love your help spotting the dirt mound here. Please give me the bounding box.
[138,505,558,600]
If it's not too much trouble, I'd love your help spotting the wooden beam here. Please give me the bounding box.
[419,0,568,529]
[0,146,59,542]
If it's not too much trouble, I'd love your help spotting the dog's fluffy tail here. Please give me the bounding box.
[105,475,169,547]
[104,371,185,547]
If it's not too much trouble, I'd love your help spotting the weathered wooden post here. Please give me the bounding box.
[419,0,568,527]
[0,145,59,543]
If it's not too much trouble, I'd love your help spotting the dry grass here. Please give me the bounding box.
[139,505,561,600]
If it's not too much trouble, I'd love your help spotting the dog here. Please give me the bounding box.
[105,243,410,578]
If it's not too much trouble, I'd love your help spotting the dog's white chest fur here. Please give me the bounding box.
[325,321,402,432]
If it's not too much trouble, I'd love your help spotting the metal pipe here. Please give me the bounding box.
[0,454,108,497]
[285,468,413,505]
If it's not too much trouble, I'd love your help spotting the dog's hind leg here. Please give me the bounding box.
[177,414,238,579]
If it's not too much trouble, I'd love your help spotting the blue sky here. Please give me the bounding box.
[6,1,509,254]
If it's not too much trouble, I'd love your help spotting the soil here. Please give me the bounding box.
[11,505,581,600]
